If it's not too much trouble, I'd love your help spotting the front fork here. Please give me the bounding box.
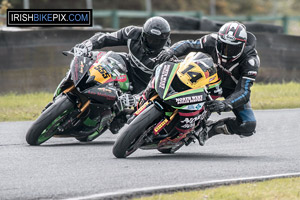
[132,94,179,137]
[55,84,91,134]
[127,94,159,124]
[42,73,72,113]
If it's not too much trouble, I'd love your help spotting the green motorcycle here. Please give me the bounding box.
[113,52,222,158]
[26,51,134,145]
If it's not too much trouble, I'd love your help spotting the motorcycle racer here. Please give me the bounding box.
[156,21,260,145]
[74,16,171,94]
[74,16,171,133]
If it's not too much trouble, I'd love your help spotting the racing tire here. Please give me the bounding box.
[112,104,162,158]
[26,95,74,145]
[157,149,173,154]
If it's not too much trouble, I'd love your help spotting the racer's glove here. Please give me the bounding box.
[119,94,138,108]
[205,100,233,113]
[156,48,175,63]
[73,40,93,57]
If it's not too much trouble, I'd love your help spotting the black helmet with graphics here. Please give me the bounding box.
[142,16,170,51]
[216,21,247,61]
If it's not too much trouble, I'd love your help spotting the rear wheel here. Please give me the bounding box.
[112,104,162,158]
[26,95,74,145]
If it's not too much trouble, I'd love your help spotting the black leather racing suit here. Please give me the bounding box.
[169,32,260,136]
[87,26,169,94]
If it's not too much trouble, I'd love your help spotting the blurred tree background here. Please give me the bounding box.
[3,0,300,34]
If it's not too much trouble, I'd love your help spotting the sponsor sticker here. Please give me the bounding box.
[87,90,115,100]
[186,103,204,110]
[248,71,257,76]
[180,110,207,127]
[80,61,84,73]
[175,95,203,105]
[98,88,112,93]
[159,64,170,89]
[209,76,216,82]
[134,101,149,116]
[154,118,169,135]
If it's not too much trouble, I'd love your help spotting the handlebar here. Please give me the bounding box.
[62,49,94,59]
[151,55,181,63]
[169,55,180,62]
[62,50,74,56]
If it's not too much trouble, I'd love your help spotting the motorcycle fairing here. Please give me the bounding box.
[89,63,130,92]
[154,62,222,108]
[118,76,130,92]
[89,64,112,84]
[206,80,223,98]
[154,62,179,100]
[71,56,93,86]
[176,55,218,89]
[172,102,205,110]
[83,85,118,105]
[54,70,72,97]
[164,88,207,107]
[167,79,222,107]
[154,63,207,107]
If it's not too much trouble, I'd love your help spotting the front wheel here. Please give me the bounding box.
[112,104,162,158]
[26,95,74,145]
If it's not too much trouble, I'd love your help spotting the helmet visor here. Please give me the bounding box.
[216,39,244,59]
[144,32,169,50]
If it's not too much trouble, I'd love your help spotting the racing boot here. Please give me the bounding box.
[199,118,235,146]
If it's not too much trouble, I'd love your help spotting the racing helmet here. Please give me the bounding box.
[177,52,219,89]
[142,16,170,51]
[216,21,247,61]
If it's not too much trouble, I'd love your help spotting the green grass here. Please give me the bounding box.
[0,82,300,122]
[134,177,300,200]
[250,82,300,110]
[0,92,53,121]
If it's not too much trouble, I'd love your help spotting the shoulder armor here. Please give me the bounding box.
[123,26,142,39]
[210,33,218,39]
[201,33,217,48]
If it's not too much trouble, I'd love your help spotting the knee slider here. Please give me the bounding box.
[215,123,232,135]
[239,121,256,137]
[212,118,235,135]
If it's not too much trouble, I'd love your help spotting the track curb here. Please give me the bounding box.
[66,172,300,200]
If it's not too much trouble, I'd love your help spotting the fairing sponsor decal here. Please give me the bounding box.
[158,64,170,89]
[175,95,203,105]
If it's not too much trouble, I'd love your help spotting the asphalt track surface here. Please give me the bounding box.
[0,109,299,199]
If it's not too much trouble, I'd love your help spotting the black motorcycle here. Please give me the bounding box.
[26,51,134,145]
